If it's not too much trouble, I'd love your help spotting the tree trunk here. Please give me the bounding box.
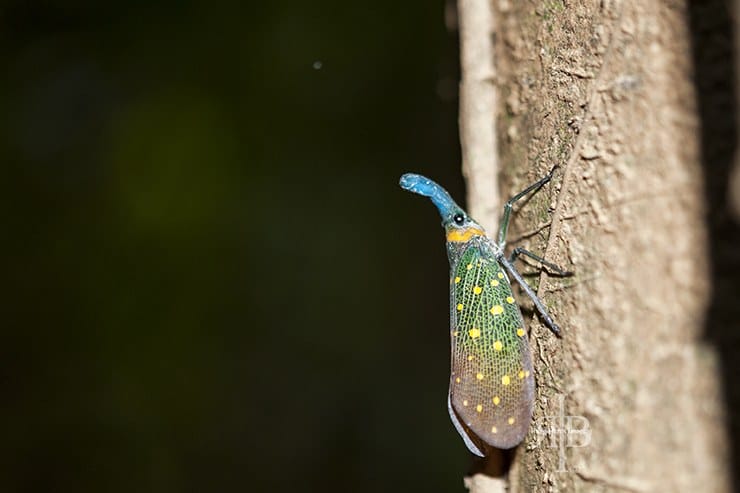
[458,1,735,491]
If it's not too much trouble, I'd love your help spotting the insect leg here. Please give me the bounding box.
[497,166,558,247]
[509,247,573,276]
[499,255,562,336]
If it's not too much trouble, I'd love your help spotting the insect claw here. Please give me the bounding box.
[545,321,562,337]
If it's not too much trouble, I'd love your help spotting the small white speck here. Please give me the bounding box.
[312,61,323,70]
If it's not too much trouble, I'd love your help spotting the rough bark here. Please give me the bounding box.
[458,1,733,491]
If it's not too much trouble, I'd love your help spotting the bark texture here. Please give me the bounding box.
[458,1,734,491]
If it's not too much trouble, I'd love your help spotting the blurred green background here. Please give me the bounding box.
[3,2,473,492]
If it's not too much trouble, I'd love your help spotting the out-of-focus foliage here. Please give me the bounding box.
[2,1,472,492]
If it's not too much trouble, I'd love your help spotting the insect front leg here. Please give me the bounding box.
[497,166,558,247]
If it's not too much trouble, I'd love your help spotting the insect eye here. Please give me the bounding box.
[453,213,465,225]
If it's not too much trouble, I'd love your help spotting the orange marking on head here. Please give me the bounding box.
[446,227,485,243]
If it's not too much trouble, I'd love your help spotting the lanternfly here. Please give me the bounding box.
[399,169,570,455]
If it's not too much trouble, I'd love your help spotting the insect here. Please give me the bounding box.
[399,168,569,456]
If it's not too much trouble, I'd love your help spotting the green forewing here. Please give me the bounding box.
[448,241,534,450]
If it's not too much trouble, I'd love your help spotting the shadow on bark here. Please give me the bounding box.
[688,2,740,491]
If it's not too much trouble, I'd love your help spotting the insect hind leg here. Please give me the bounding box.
[498,255,562,336]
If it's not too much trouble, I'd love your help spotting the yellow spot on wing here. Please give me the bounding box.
[473,286,482,295]
[518,370,525,379]
[525,370,531,377]
[501,375,511,386]
[476,404,483,413]
[491,426,498,433]
[517,328,525,337]
[455,377,461,383]
[497,272,504,279]
[508,417,515,425]
[454,276,461,284]
[463,400,469,406]
[469,328,481,338]
[493,340,503,351]
[476,372,484,380]
[466,263,473,270]
[492,396,500,405]
[457,303,463,311]
[506,296,515,304]
[467,355,474,361]
[490,305,504,315]
[490,279,499,287]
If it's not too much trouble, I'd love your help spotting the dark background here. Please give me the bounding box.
[3,2,473,492]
